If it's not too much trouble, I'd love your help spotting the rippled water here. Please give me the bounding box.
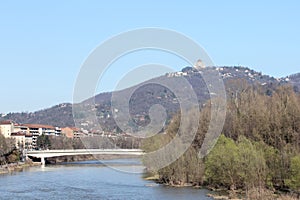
[0,159,212,200]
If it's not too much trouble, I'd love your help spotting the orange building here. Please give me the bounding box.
[61,127,82,139]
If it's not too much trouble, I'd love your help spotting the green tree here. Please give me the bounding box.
[286,155,300,191]
[237,137,267,195]
[205,135,240,190]
[205,135,267,193]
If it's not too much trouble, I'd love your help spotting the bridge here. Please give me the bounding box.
[26,149,144,166]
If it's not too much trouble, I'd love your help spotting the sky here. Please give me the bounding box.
[0,0,299,113]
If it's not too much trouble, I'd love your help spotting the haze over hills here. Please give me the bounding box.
[1,66,299,132]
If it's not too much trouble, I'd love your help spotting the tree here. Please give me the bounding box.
[286,155,300,192]
[158,147,204,186]
[205,135,240,190]
[205,135,268,193]
[142,110,205,186]
[0,134,8,164]
[0,134,18,164]
[142,81,300,196]
[37,134,51,150]
[7,149,20,163]
[237,137,267,195]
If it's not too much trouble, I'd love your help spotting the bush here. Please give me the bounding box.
[205,135,267,192]
[286,155,300,191]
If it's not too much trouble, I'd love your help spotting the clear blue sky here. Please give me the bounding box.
[0,0,299,113]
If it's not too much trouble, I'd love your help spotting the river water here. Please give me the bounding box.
[0,159,212,200]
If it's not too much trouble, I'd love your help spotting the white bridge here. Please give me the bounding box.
[26,149,144,166]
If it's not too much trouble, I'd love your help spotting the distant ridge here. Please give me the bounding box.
[1,66,299,131]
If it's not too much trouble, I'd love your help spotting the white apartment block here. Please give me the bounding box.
[0,121,62,150]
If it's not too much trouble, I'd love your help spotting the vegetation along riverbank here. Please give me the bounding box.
[142,81,300,199]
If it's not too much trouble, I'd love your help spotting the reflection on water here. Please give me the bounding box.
[58,159,145,174]
[0,159,213,200]
[60,159,142,165]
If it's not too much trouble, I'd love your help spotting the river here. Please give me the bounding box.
[0,159,213,200]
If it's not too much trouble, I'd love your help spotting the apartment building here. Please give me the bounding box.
[0,121,64,150]
[23,124,61,149]
[0,120,14,138]
[0,120,91,150]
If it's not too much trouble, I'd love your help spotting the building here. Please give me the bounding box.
[23,124,57,149]
[14,124,29,134]
[10,132,26,149]
[25,133,33,151]
[12,124,33,150]
[62,127,83,139]
[55,127,62,136]
[0,120,14,138]
[0,120,73,150]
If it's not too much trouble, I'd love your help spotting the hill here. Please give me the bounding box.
[1,66,299,131]
[1,103,74,128]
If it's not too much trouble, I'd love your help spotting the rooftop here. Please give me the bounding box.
[23,124,55,129]
[0,120,14,125]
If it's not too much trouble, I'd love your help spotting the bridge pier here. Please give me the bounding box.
[41,157,45,167]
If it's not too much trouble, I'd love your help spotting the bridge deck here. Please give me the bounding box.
[26,149,144,158]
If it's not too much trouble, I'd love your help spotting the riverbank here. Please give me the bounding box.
[143,173,299,200]
[0,161,41,175]
[206,189,299,200]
